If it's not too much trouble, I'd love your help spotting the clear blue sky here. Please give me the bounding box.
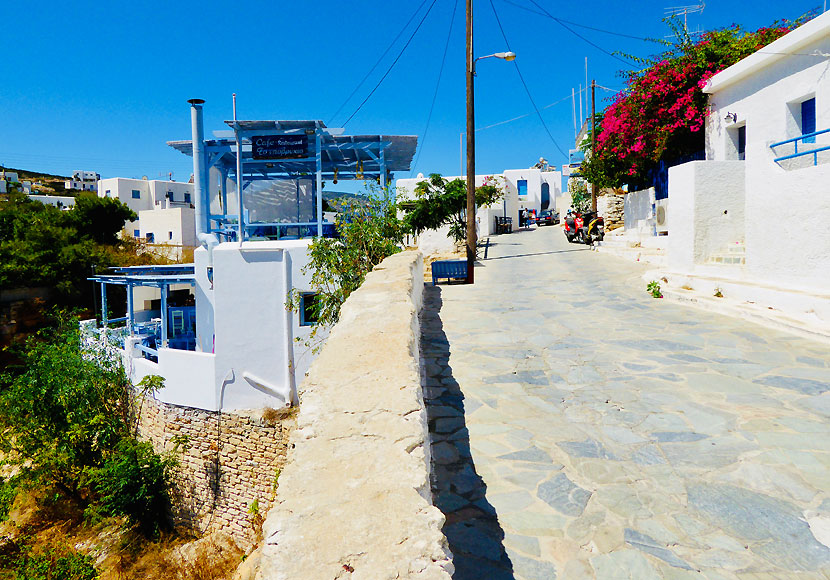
[0,0,819,183]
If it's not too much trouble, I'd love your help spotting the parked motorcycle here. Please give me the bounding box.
[564,210,605,244]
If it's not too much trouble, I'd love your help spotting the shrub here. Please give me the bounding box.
[90,438,175,536]
[13,543,98,580]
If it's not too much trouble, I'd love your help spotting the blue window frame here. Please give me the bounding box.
[300,293,318,326]
[133,229,140,237]
[738,126,746,160]
[131,189,141,199]
[802,98,816,143]
[184,192,191,204]
[146,232,154,243]
[517,179,528,197]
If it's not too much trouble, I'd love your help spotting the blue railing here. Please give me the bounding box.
[770,128,830,166]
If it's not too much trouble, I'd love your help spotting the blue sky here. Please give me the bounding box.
[0,0,819,184]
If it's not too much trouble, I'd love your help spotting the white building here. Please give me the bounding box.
[86,103,416,413]
[396,167,561,254]
[99,177,197,247]
[659,12,830,325]
[65,170,100,191]
[27,194,76,209]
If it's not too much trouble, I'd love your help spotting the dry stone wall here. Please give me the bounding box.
[598,189,625,231]
[138,397,294,547]
[256,250,453,579]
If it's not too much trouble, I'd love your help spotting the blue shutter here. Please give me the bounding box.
[802,98,816,143]
[517,180,527,197]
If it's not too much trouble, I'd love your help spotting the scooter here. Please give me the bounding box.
[564,210,605,244]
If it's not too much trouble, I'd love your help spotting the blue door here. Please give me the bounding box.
[541,183,550,210]
[802,98,816,143]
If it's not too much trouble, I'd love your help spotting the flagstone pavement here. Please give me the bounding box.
[420,224,830,580]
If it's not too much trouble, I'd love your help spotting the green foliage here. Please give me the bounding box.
[399,174,505,244]
[581,17,803,188]
[568,180,591,214]
[0,323,129,494]
[0,322,174,536]
[287,187,404,342]
[0,477,20,523]
[90,438,174,536]
[0,192,153,308]
[647,281,663,299]
[12,543,98,580]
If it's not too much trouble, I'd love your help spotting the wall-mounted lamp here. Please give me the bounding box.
[724,112,738,123]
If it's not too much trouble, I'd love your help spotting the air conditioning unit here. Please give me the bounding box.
[655,198,669,234]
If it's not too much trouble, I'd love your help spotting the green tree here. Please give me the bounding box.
[287,187,404,342]
[399,174,505,244]
[68,194,137,245]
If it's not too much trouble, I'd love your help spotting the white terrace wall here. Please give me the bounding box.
[256,250,452,579]
[667,161,746,272]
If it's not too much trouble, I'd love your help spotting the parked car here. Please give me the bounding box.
[536,210,559,226]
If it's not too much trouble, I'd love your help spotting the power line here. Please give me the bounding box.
[476,92,572,132]
[488,0,568,158]
[500,0,660,43]
[327,0,431,126]
[412,0,460,175]
[525,0,635,65]
[342,0,440,127]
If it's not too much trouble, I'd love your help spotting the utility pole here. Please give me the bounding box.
[465,0,475,284]
[591,79,597,212]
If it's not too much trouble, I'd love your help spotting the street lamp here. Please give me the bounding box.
[465,39,515,284]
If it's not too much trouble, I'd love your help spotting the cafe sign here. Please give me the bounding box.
[252,134,308,160]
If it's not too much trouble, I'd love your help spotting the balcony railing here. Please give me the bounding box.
[770,128,830,166]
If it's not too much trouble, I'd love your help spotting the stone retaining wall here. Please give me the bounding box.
[137,397,294,547]
[256,250,453,579]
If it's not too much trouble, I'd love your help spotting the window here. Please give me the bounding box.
[737,126,746,160]
[167,191,174,201]
[517,179,528,197]
[131,189,141,199]
[168,231,173,240]
[300,293,319,326]
[105,189,111,196]
[146,233,155,243]
[134,229,140,237]
[802,98,816,143]
[184,192,191,204]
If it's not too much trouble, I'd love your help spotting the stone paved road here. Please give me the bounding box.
[421,225,830,580]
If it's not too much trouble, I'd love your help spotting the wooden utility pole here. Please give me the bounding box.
[465,0,476,284]
[591,79,597,212]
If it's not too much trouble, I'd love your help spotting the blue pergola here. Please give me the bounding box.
[90,264,196,355]
[167,120,417,242]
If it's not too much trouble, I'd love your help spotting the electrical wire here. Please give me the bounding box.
[525,0,635,65]
[412,0,460,175]
[476,92,572,132]
[327,0,431,126]
[500,0,660,43]
[488,0,568,158]
[341,0,440,127]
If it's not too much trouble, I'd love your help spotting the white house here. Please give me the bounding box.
[86,101,417,413]
[27,194,76,209]
[99,177,198,248]
[663,12,830,324]
[65,170,100,191]
[396,167,562,254]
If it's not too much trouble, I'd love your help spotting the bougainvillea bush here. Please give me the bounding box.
[580,17,809,188]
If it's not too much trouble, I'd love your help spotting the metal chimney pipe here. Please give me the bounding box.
[188,99,208,238]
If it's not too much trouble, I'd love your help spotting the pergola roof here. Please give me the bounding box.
[90,264,196,287]
[166,120,418,176]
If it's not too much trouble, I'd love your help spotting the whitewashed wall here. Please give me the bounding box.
[666,161,746,272]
